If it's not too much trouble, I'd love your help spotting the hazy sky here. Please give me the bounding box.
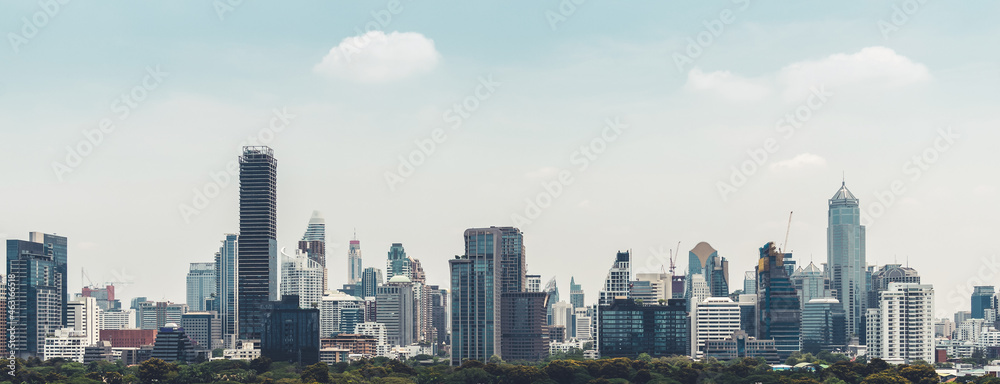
[2,1,998,318]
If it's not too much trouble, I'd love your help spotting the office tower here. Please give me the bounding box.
[262,295,320,365]
[81,285,121,311]
[386,243,412,280]
[956,311,972,326]
[151,323,198,362]
[827,181,867,341]
[743,272,757,295]
[214,234,238,343]
[361,267,383,298]
[686,242,729,299]
[792,262,829,310]
[137,301,188,330]
[238,146,278,341]
[497,227,526,294]
[450,227,503,365]
[867,264,920,310]
[98,309,136,330]
[672,275,685,299]
[523,275,540,293]
[66,296,100,346]
[186,262,216,312]
[973,286,995,319]
[635,272,672,304]
[429,286,449,348]
[574,307,592,340]
[598,298,689,358]
[688,274,710,308]
[348,236,362,285]
[6,232,68,357]
[570,277,584,308]
[42,328,89,363]
[320,291,365,338]
[704,330,780,364]
[377,276,415,346]
[500,292,550,361]
[599,251,631,305]
[693,297,741,358]
[298,210,327,292]
[180,312,222,350]
[550,301,574,339]
[866,283,935,364]
[409,263,433,343]
[280,249,324,309]
[544,277,559,325]
[755,242,801,360]
[801,298,847,353]
[738,294,758,337]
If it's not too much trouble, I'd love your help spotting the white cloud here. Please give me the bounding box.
[314,31,441,83]
[769,153,827,172]
[684,68,772,101]
[685,46,930,101]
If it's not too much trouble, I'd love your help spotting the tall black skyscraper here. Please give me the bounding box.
[237,146,278,341]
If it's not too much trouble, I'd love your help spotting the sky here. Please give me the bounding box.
[1,1,999,318]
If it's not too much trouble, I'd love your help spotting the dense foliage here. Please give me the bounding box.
[0,355,965,384]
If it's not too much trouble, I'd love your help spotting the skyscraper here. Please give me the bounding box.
[827,181,867,341]
[693,297,740,358]
[215,234,238,342]
[544,277,559,325]
[386,243,411,280]
[500,292,550,361]
[7,232,68,357]
[972,286,995,319]
[599,251,631,305]
[570,277,585,308]
[348,235,362,285]
[791,262,829,310]
[867,264,920,311]
[866,283,935,364]
[280,249,324,310]
[755,242,801,361]
[801,298,846,353]
[634,272,672,304]
[298,210,327,292]
[186,262,216,312]
[450,227,503,365]
[361,268,383,300]
[377,276,415,347]
[526,275,542,293]
[686,242,729,299]
[497,227,526,294]
[262,295,320,365]
[66,296,100,346]
[238,146,278,341]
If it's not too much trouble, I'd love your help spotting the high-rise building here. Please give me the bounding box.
[215,234,238,343]
[262,295,320,365]
[81,285,121,311]
[686,242,729,299]
[792,262,829,310]
[497,227,526,294]
[98,309,136,331]
[386,243,412,280]
[319,291,365,338]
[570,277,585,308]
[180,312,222,350]
[599,251,631,305]
[598,298,689,358]
[280,249,324,309]
[755,242,801,360]
[688,274,710,308]
[827,182,867,341]
[377,276,415,347]
[500,292,550,362]
[743,272,757,295]
[298,210,327,292]
[634,272,672,304]
[6,232,68,357]
[544,277,559,325]
[238,146,278,341]
[150,323,198,362]
[738,294,757,338]
[348,236,362,285]
[693,297,741,358]
[574,307,592,340]
[450,227,503,365]
[186,262,216,312]
[361,267,383,298]
[866,283,935,364]
[66,296,100,346]
[550,301,574,339]
[526,275,542,293]
[955,311,972,326]
[867,264,920,310]
[972,286,995,319]
[136,301,188,330]
[429,286,449,349]
[801,298,846,353]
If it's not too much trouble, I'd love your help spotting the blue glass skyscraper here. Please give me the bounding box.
[215,234,238,340]
[827,181,866,341]
[972,286,995,319]
[450,227,503,365]
[686,242,729,299]
[6,232,68,358]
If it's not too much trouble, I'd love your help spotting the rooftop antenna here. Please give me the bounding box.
[353,227,357,240]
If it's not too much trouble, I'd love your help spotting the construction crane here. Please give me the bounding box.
[782,211,793,253]
[668,241,680,275]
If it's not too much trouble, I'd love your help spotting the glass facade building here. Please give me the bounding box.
[298,210,326,292]
[598,298,689,358]
[186,262,216,312]
[827,182,867,341]
[261,295,320,365]
[686,242,729,300]
[237,146,278,341]
[360,267,383,298]
[449,227,503,365]
[6,232,68,358]
[570,277,585,308]
[214,234,238,339]
[801,298,846,353]
[972,286,995,319]
[755,242,801,360]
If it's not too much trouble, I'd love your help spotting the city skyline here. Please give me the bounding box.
[2,1,999,320]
